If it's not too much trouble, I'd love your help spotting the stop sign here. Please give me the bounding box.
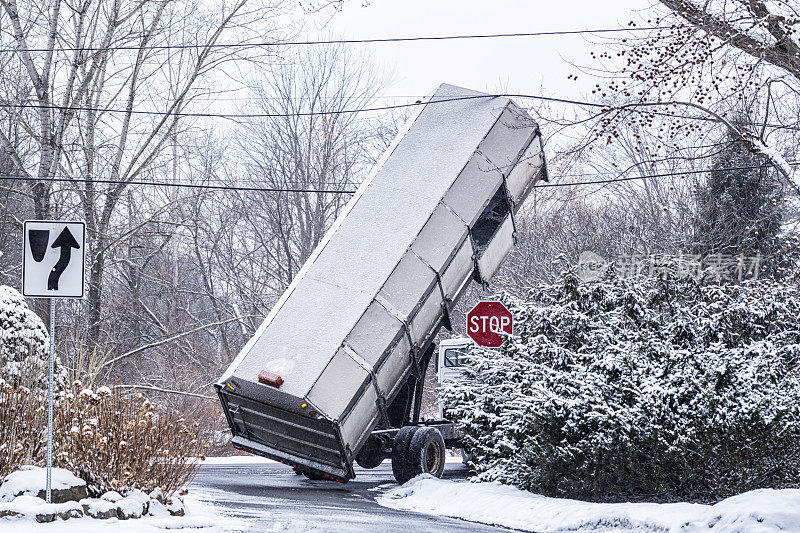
[466,301,513,347]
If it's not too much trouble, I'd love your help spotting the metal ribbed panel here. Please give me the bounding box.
[221,391,347,475]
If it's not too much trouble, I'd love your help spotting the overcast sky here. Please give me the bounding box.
[305,0,657,99]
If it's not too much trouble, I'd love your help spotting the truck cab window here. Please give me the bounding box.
[444,348,470,367]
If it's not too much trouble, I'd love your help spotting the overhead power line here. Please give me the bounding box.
[1,162,793,194]
[0,174,357,194]
[0,26,666,54]
[2,92,793,132]
[0,93,603,119]
[534,163,790,188]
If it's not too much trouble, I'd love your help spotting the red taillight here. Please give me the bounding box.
[258,370,283,388]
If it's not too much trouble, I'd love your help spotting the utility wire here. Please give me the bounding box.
[0,26,665,54]
[534,163,789,188]
[0,93,602,118]
[0,174,357,194]
[3,93,793,131]
[0,162,793,194]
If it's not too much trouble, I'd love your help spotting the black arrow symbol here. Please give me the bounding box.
[48,227,80,291]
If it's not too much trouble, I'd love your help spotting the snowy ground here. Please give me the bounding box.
[12,457,795,532]
[194,456,800,533]
[202,455,278,465]
[378,475,800,533]
[0,465,240,532]
[3,495,237,533]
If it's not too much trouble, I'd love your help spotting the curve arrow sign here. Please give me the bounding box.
[48,227,80,290]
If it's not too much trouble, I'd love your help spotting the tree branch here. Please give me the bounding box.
[102,315,251,368]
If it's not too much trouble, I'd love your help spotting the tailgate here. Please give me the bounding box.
[217,386,353,480]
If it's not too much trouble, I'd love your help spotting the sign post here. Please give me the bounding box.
[47,298,54,503]
[22,220,85,504]
[466,301,513,348]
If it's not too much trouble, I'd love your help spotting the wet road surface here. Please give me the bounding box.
[190,459,518,532]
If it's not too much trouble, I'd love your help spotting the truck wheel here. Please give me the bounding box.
[409,427,446,479]
[300,469,327,480]
[391,426,418,483]
[392,426,446,484]
[355,436,384,469]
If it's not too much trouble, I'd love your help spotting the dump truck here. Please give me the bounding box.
[215,83,548,484]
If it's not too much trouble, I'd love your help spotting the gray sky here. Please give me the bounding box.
[305,0,656,99]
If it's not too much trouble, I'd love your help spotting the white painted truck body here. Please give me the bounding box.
[215,84,547,480]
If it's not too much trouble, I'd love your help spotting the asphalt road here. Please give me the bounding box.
[190,459,515,532]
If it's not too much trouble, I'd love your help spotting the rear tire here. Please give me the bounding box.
[300,469,327,480]
[355,436,385,469]
[392,426,446,484]
[391,426,418,484]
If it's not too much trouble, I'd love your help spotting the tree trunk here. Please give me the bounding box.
[87,237,105,348]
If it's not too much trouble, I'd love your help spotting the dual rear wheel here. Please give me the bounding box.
[300,425,447,484]
[391,426,446,484]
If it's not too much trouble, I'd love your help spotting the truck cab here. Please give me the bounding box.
[437,338,472,419]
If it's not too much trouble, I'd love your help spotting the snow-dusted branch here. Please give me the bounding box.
[114,384,215,400]
[102,315,251,368]
[599,99,800,194]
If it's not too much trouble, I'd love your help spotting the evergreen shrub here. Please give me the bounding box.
[442,272,800,501]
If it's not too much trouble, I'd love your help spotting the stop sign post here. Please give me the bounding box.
[467,301,513,347]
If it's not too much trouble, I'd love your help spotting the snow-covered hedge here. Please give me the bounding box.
[0,285,66,392]
[442,272,800,501]
[0,286,205,498]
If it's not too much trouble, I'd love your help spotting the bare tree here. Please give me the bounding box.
[580,1,800,190]
[86,44,389,401]
[236,44,385,283]
[0,0,291,346]
[0,146,27,285]
[187,44,386,331]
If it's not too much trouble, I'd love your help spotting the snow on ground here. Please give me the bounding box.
[676,488,800,532]
[0,466,83,501]
[0,465,241,532]
[377,475,800,533]
[1,491,239,533]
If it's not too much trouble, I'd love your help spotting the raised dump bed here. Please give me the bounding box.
[216,83,547,481]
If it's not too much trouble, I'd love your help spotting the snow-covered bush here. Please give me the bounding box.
[442,271,800,501]
[0,378,206,495]
[0,285,66,392]
[0,287,205,496]
[53,383,208,497]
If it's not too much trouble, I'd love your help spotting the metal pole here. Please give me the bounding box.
[47,297,54,504]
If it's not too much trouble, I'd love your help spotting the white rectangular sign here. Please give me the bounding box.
[22,220,86,298]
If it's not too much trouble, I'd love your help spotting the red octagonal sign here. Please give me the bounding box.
[467,301,513,348]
